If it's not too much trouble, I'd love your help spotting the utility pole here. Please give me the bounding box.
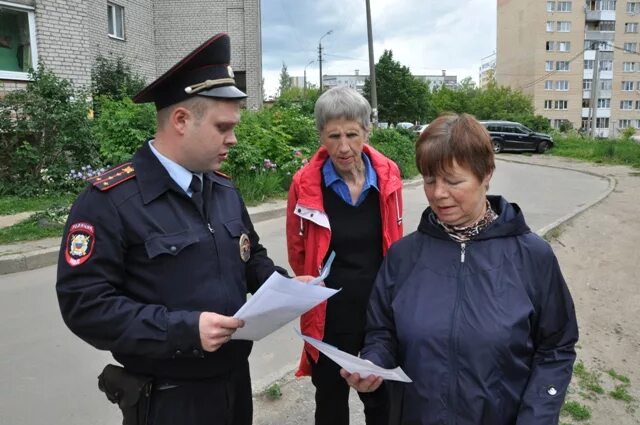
[318,30,333,92]
[590,45,601,137]
[365,0,378,127]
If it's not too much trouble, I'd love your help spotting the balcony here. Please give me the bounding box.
[585,10,616,21]
[585,31,616,42]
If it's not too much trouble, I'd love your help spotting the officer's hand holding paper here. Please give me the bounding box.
[232,253,338,341]
[295,329,412,383]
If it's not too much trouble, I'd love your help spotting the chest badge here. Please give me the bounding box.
[64,222,95,267]
[239,233,251,262]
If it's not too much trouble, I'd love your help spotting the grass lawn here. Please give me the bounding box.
[0,194,75,215]
[550,136,640,168]
[0,218,64,244]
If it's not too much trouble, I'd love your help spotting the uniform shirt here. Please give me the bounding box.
[56,141,282,379]
[322,153,378,206]
[148,139,200,196]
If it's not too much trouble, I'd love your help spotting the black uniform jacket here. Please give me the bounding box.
[56,142,282,379]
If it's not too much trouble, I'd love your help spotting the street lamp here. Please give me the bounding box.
[303,60,315,95]
[318,30,333,92]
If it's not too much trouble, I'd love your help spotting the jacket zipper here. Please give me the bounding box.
[448,242,467,424]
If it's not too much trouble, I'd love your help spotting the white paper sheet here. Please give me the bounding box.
[295,329,412,383]
[231,272,339,341]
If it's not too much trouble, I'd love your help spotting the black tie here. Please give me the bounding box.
[189,174,205,217]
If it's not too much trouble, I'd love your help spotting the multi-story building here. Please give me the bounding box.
[322,70,457,94]
[0,0,262,108]
[497,0,640,137]
[479,53,496,88]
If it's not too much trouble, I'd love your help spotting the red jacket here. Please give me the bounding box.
[286,144,404,377]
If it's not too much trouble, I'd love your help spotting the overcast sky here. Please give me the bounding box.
[261,0,497,97]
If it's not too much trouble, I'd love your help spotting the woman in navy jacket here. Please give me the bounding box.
[343,113,578,425]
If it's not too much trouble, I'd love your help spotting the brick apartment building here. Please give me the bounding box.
[496,0,640,137]
[0,0,262,108]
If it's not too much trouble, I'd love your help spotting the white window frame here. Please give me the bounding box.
[624,42,638,53]
[0,1,38,81]
[544,80,554,90]
[544,99,553,109]
[107,2,125,40]
[623,61,636,72]
[621,100,634,109]
[554,100,568,110]
[625,22,639,32]
[635,100,640,110]
[619,119,632,128]
[547,1,556,12]
[596,117,609,128]
[546,21,555,31]
[557,1,572,11]
[556,80,569,90]
[556,61,570,71]
[545,60,554,71]
[557,21,571,31]
[628,1,640,13]
[583,79,592,90]
[600,79,613,90]
[558,41,571,52]
[621,80,634,90]
[597,98,611,108]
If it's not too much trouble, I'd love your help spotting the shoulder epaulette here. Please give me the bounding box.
[213,170,231,179]
[88,162,136,191]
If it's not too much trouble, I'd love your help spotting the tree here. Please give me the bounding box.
[363,50,429,125]
[91,54,146,100]
[278,62,292,96]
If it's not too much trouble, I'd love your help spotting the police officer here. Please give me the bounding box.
[56,33,297,425]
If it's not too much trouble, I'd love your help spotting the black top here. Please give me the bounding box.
[321,180,383,334]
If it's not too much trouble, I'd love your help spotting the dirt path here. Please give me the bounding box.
[253,155,640,425]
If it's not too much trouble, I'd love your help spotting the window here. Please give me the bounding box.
[599,60,613,71]
[585,40,614,50]
[599,20,616,31]
[584,60,595,70]
[555,100,568,110]
[583,98,592,107]
[637,81,640,89]
[545,60,554,71]
[547,1,556,11]
[619,119,633,128]
[557,21,572,31]
[558,41,571,52]
[547,21,555,31]
[621,100,634,109]
[583,79,593,90]
[557,1,572,11]
[544,100,554,109]
[597,98,611,108]
[556,61,570,71]
[596,117,610,128]
[625,22,639,32]
[627,1,640,12]
[589,0,617,10]
[0,3,38,80]
[624,42,638,53]
[622,80,635,90]
[623,61,636,72]
[600,79,613,90]
[107,2,124,39]
[636,100,640,109]
[556,80,569,90]
[546,41,556,51]
[545,80,554,90]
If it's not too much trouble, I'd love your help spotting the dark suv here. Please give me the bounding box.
[479,120,554,154]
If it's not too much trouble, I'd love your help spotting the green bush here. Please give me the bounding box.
[91,54,147,101]
[551,134,640,168]
[369,128,417,178]
[0,65,97,196]
[93,96,156,165]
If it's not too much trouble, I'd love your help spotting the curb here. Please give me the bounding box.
[0,245,60,275]
[494,156,617,237]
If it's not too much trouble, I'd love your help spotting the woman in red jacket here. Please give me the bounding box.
[286,86,404,425]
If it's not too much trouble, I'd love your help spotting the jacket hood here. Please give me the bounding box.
[417,195,530,241]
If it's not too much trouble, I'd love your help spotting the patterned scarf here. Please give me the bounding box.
[434,199,498,243]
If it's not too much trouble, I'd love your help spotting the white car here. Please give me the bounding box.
[396,122,414,130]
[411,124,429,135]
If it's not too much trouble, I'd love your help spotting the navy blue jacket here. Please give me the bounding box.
[56,142,282,379]
[362,196,578,425]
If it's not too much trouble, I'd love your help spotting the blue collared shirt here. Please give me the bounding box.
[148,140,201,196]
[322,153,379,206]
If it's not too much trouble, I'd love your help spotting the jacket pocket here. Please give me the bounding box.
[223,219,248,239]
[144,230,200,259]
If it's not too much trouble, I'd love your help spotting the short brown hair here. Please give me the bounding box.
[415,113,495,181]
[156,96,214,129]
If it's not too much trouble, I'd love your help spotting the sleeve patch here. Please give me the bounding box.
[64,222,95,267]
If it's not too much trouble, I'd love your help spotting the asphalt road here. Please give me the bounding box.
[0,159,610,425]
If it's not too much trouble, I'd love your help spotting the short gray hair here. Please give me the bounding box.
[314,86,371,132]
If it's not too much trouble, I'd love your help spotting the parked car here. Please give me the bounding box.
[396,122,414,130]
[411,124,429,135]
[479,120,554,153]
